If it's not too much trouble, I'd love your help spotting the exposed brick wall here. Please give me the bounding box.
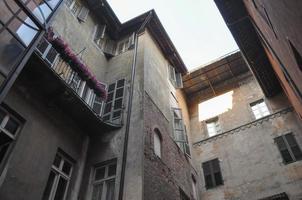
[143,93,197,200]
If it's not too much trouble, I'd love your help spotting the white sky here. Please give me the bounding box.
[107,0,238,70]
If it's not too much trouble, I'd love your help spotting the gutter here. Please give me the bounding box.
[118,11,153,200]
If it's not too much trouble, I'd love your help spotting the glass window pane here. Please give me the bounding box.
[92,183,103,200]
[105,179,115,200]
[108,164,116,177]
[10,11,39,46]
[116,79,125,88]
[0,29,25,76]
[104,102,112,114]
[0,110,6,122]
[114,99,122,110]
[46,47,58,64]
[107,92,114,102]
[26,0,52,23]
[115,88,124,98]
[112,111,121,118]
[53,154,61,168]
[46,0,61,9]
[0,0,19,24]
[108,83,115,92]
[42,170,56,200]
[4,117,19,135]
[0,132,13,164]
[62,161,72,176]
[54,177,68,200]
[95,167,105,180]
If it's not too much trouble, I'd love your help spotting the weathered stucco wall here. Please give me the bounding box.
[0,83,85,200]
[190,74,302,200]
[143,30,197,200]
[50,0,108,82]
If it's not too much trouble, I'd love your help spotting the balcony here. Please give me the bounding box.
[18,37,121,134]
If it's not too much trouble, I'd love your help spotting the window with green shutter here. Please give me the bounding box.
[275,133,302,164]
[202,158,223,189]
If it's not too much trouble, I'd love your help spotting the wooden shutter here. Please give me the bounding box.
[285,133,302,160]
[103,39,116,56]
[168,65,176,84]
[202,161,213,189]
[175,73,183,88]
[128,33,135,49]
[275,136,293,163]
[77,6,89,22]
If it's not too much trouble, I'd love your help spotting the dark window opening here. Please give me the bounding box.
[275,133,302,164]
[202,158,223,189]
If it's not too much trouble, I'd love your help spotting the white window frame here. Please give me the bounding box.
[168,65,183,88]
[102,79,125,123]
[116,38,130,55]
[250,99,270,119]
[43,152,73,200]
[0,107,21,175]
[171,108,190,156]
[93,24,106,50]
[205,117,221,137]
[90,160,117,200]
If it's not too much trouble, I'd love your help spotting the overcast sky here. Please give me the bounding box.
[107,0,238,70]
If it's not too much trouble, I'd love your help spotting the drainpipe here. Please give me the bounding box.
[118,11,153,200]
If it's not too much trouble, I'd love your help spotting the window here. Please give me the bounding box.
[179,188,190,200]
[70,1,80,15]
[0,107,21,174]
[103,79,125,123]
[202,158,223,189]
[172,108,191,156]
[168,65,183,88]
[42,152,73,200]
[153,129,162,158]
[206,117,221,137]
[289,40,302,72]
[93,25,106,49]
[91,160,117,200]
[250,99,270,119]
[192,176,197,200]
[77,6,89,22]
[66,0,80,15]
[258,192,289,200]
[275,133,302,164]
[116,34,135,55]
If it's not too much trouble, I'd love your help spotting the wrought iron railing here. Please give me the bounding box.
[35,37,106,117]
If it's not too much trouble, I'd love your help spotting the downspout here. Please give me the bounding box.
[118,11,153,200]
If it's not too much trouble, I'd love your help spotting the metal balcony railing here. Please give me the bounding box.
[35,37,106,118]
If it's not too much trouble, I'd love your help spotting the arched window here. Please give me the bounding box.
[153,128,162,158]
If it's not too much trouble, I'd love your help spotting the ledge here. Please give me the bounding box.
[193,107,294,146]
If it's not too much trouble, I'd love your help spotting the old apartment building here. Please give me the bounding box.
[0,0,301,200]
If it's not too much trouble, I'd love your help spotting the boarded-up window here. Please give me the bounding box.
[275,133,302,164]
[202,158,223,189]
